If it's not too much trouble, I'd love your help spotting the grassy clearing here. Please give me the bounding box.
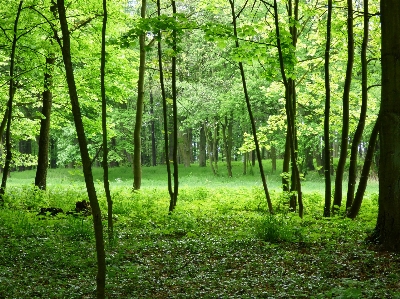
[0,162,398,298]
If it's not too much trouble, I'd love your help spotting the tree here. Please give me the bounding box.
[101,0,113,241]
[0,1,23,203]
[133,0,147,190]
[323,0,332,217]
[333,0,354,212]
[370,0,400,251]
[56,0,106,296]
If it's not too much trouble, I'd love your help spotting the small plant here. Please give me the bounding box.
[254,213,297,243]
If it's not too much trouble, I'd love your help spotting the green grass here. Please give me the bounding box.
[0,161,395,298]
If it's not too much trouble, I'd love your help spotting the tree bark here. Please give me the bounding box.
[229,0,274,214]
[199,123,206,167]
[346,0,369,209]
[0,1,22,203]
[371,0,400,251]
[100,0,113,242]
[157,0,174,210]
[323,0,333,217]
[347,116,379,219]
[150,90,157,166]
[333,0,354,212]
[56,0,106,296]
[35,56,55,190]
[133,0,147,190]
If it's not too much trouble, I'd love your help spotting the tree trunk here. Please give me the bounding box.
[271,145,277,173]
[199,123,206,167]
[157,0,174,210]
[229,0,274,214]
[100,0,113,242]
[150,90,157,166]
[35,56,55,190]
[222,115,233,177]
[133,0,146,190]
[56,1,106,296]
[0,1,22,203]
[333,0,354,212]
[323,0,333,217]
[346,0,369,209]
[371,0,400,251]
[347,116,379,219]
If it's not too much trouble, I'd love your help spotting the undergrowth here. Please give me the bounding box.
[0,166,397,298]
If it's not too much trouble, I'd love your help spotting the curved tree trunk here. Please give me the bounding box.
[323,0,333,217]
[333,0,354,212]
[346,0,369,209]
[347,116,379,219]
[229,0,274,214]
[0,1,23,203]
[56,1,106,296]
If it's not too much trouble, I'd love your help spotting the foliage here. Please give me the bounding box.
[0,166,397,298]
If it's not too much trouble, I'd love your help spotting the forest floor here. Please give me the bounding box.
[0,163,399,298]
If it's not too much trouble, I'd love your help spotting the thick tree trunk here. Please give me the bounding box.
[333,0,354,212]
[35,57,55,190]
[323,0,333,217]
[57,1,106,296]
[0,1,22,203]
[346,0,369,209]
[133,0,146,190]
[371,0,400,251]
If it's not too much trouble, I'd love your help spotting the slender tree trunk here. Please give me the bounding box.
[0,1,22,203]
[333,0,354,212]
[35,56,55,190]
[199,123,206,167]
[371,0,400,251]
[229,0,273,214]
[169,0,179,212]
[150,90,157,166]
[323,0,333,217]
[346,0,369,209]
[56,1,105,296]
[222,115,233,177]
[157,0,174,210]
[272,0,302,217]
[282,129,290,191]
[100,0,113,242]
[347,116,379,219]
[133,0,147,190]
[271,145,277,173]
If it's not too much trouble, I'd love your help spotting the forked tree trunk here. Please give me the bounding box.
[56,1,106,296]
